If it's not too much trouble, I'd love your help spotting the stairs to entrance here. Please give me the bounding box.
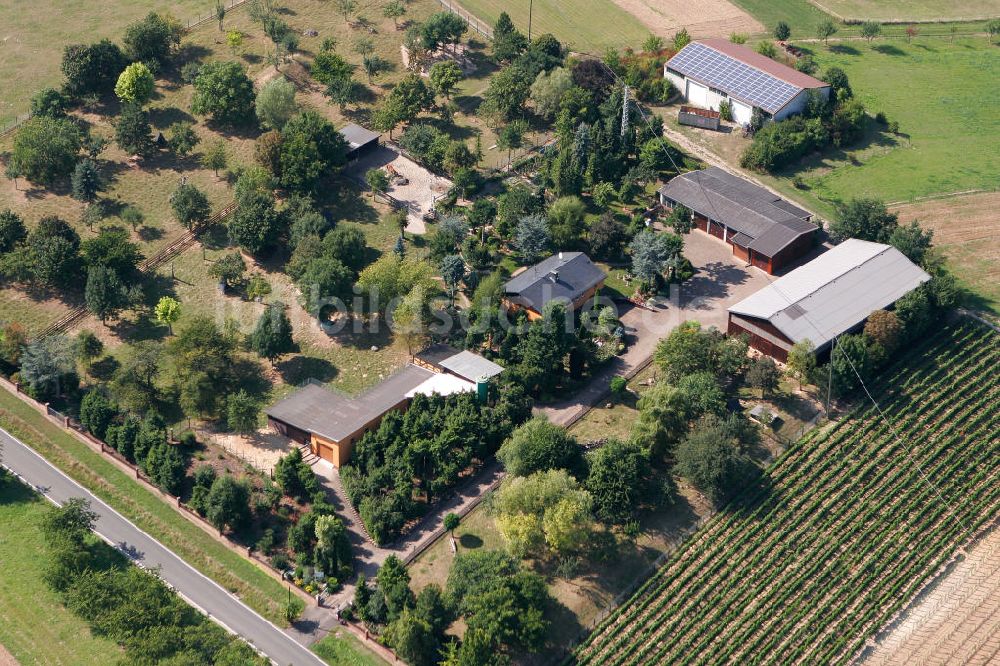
[297,442,321,466]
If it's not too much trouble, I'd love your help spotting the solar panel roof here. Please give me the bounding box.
[667,42,801,114]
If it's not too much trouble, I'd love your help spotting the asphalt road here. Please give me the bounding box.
[0,426,327,666]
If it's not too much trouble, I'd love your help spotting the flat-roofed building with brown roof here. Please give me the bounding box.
[266,347,503,466]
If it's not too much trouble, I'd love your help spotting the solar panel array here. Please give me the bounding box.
[667,42,800,114]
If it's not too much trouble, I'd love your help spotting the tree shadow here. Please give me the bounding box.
[148,106,197,128]
[199,223,231,250]
[275,355,338,385]
[233,357,273,397]
[88,356,121,381]
[873,44,905,56]
[317,179,379,225]
[829,43,860,56]
[176,43,211,65]
[454,94,484,114]
[426,117,477,141]
[137,225,165,242]
[458,533,483,548]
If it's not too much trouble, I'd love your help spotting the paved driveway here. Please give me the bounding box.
[539,229,771,426]
[348,145,452,233]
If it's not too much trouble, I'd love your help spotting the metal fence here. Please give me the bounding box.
[433,0,493,39]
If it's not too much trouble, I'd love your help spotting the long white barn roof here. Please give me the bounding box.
[728,239,930,349]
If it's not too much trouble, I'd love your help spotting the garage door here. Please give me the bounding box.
[731,100,753,125]
[686,80,709,108]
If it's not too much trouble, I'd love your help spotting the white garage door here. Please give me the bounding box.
[685,80,709,108]
[731,100,753,125]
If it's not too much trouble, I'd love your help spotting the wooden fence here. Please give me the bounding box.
[37,200,237,338]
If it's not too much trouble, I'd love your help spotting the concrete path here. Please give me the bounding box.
[0,427,327,666]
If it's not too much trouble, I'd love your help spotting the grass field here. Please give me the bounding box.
[816,0,1000,22]
[0,0,217,125]
[0,387,292,625]
[0,477,120,664]
[792,38,1000,208]
[453,0,650,52]
[729,0,830,36]
[573,320,1000,665]
[313,628,387,666]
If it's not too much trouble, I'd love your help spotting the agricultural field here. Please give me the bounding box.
[0,0,216,125]
[573,320,1000,665]
[892,191,1000,314]
[0,478,120,664]
[449,0,649,51]
[860,526,1000,665]
[815,0,1000,23]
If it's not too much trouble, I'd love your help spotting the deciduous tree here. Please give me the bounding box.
[10,116,81,186]
[255,76,298,130]
[61,40,127,96]
[169,182,211,229]
[114,104,154,155]
[154,296,181,333]
[115,62,155,105]
[192,61,256,125]
[249,302,294,362]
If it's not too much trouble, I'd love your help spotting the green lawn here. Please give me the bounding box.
[0,388,291,625]
[454,0,650,52]
[0,0,218,125]
[729,0,996,38]
[313,628,387,666]
[729,0,830,37]
[818,0,1000,22]
[765,38,1000,215]
[0,477,121,665]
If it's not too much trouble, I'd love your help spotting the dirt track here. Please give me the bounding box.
[859,524,1000,665]
[610,0,763,39]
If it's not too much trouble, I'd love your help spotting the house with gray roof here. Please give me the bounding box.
[727,239,930,362]
[664,39,831,125]
[504,252,606,319]
[659,167,818,274]
[267,347,503,466]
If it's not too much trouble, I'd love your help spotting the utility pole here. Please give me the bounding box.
[528,0,533,41]
[825,336,836,415]
[621,84,630,137]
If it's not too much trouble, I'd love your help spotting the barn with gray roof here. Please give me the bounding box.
[659,167,818,274]
[727,239,930,361]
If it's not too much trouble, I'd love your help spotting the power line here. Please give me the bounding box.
[574,50,978,535]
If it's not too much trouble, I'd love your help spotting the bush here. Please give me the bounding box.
[718,100,733,122]
[609,376,627,395]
